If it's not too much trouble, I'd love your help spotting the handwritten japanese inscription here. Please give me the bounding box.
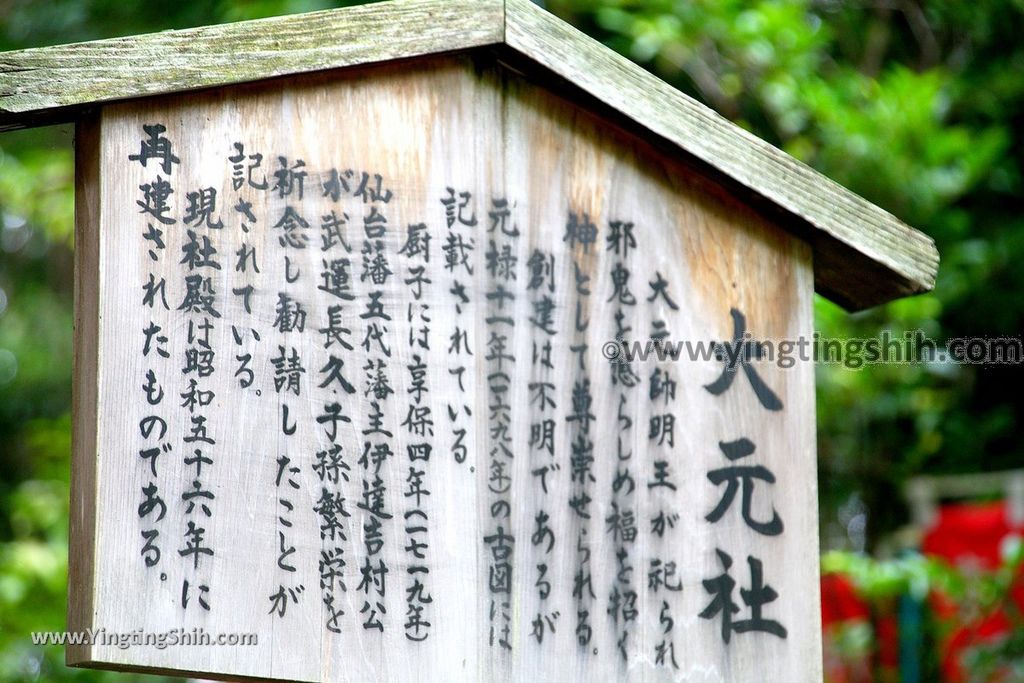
[72,57,821,682]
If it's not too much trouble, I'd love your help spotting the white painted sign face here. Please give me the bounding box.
[71,56,820,682]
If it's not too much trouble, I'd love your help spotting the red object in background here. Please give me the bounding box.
[820,502,1023,682]
[921,501,1023,682]
[922,501,1019,571]
[876,611,901,671]
[821,573,870,627]
[820,573,873,683]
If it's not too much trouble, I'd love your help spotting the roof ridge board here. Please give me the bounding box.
[0,0,504,126]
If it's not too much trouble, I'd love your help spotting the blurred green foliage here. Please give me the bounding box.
[0,0,1021,680]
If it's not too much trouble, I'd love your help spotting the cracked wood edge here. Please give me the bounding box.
[0,0,503,129]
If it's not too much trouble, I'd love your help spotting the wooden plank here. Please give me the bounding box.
[0,0,502,130]
[503,0,938,311]
[72,55,821,681]
[68,113,101,664]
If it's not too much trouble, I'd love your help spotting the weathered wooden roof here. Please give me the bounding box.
[0,0,938,310]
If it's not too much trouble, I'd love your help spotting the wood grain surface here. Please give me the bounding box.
[71,56,821,682]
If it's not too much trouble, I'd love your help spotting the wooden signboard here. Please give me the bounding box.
[0,1,938,681]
